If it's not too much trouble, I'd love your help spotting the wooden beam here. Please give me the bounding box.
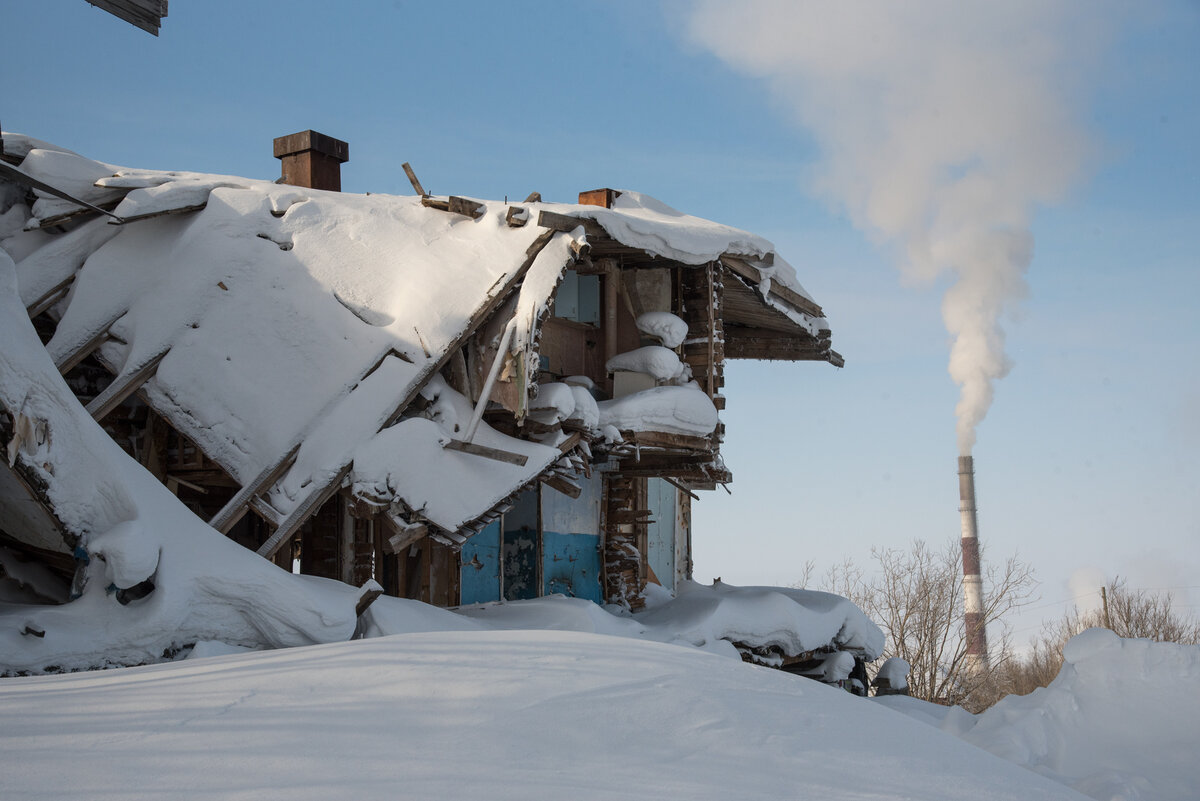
[114,201,207,225]
[256,464,352,560]
[402,162,427,197]
[444,438,529,466]
[208,443,300,533]
[356,586,383,616]
[85,348,169,421]
[556,430,584,454]
[536,209,605,239]
[542,474,582,499]
[380,515,428,555]
[448,196,485,219]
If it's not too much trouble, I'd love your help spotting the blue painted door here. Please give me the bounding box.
[541,531,602,602]
[646,478,677,592]
[460,520,502,605]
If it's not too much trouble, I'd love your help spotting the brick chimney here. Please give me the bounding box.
[578,188,620,208]
[273,130,349,192]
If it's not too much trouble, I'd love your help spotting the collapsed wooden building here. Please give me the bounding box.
[0,129,841,617]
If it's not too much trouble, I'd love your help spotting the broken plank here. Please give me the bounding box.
[541,474,582,499]
[0,160,125,223]
[506,206,528,227]
[208,443,301,534]
[85,348,169,421]
[402,162,427,197]
[444,438,529,467]
[556,431,583,453]
[381,516,428,555]
[536,209,605,238]
[448,196,485,219]
[113,201,207,225]
[256,464,352,560]
[420,196,450,212]
[356,586,383,617]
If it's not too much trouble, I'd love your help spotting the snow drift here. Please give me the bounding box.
[878,629,1200,801]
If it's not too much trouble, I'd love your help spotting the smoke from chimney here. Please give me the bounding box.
[681,1,1112,455]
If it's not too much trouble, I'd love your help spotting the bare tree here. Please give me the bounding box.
[818,539,1036,710]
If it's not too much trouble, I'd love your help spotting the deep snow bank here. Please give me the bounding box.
[0,630,1086,801]
[878,629,1200,801]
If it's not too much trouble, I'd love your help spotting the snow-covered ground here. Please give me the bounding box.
[1,628,1085,801]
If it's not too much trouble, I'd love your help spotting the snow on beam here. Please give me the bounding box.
[208,443,300,534]
[84,347,169,422]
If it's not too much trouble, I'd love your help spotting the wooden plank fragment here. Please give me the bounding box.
[380,516,428,555]
[542,474,582,499]
[444,438,529,467]
[536,209,605,238]
[356,586,384,616]
[113,201,207,225]
[447,196,485,219]
[401,162,427,197]
[85,348,169,422]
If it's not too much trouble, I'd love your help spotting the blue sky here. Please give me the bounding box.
[6,1,1198,643]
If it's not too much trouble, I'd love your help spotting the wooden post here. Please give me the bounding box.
[604,262,619,397]
[1101,585,1112,629]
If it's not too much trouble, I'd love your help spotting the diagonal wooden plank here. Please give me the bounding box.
[26,276,74,319]
[208,443,300,534]
[256,464,351,560]
[85,348,170,422]
[0,160,125,222]
[52,304,131,374]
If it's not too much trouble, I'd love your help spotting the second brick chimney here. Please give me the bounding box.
[273,130,349,192]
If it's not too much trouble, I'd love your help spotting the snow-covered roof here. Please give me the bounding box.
[1,132,837,546]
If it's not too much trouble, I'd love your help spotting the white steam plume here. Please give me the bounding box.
[682,0,1110,453]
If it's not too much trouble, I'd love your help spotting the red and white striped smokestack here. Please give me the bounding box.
[958,455,988,668]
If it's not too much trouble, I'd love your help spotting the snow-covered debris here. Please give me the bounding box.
[636,310,689,348]
[874,655,910,690]
[606,345,690,382]
[563,383,599,430]
[526,381,577,427]
[634,580,885,661]
[348,376,561,533]
[878,629,1200,801]
[598,385,719,436]
[0,252,369,674]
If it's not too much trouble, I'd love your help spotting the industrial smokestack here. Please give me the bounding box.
[958,455,988,668]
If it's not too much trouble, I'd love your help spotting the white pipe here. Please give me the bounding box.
[464,317,516,443]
